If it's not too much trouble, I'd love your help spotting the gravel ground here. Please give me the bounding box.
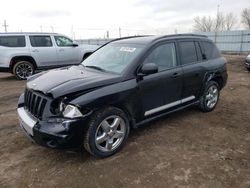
[0,55,249,188]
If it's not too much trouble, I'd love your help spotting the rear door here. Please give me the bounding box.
[177,40,205,99]
[54,36,80,65]
[138,42,183,117]
[29,35,58,67]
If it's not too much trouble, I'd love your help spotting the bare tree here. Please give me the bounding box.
[225,13,237,30]
[193,16,213,32]
[241,7,250,29]
[193,12,238,32]
[214,12,225,31]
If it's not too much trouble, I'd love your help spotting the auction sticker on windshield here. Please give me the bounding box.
[120,47,136,52]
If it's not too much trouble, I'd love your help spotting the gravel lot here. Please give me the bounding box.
[0,55,249,188]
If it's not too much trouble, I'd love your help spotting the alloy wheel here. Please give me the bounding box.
[95,115,126,152]
[16,62,33,79]
[205,85,218,109]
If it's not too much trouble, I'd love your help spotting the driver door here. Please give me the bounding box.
[137,42,183,117]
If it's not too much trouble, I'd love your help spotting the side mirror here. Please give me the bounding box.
[139,63,158,76]
[72,42,79,47]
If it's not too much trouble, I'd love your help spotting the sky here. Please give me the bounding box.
[0,0,249,39]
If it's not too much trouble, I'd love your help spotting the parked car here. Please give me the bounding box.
[245,54,250,71]
[17,34,228,157]
[0,32,98,79]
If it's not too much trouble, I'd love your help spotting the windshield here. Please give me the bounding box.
[82,43,143,74]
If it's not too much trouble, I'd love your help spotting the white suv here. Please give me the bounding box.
[0,32,98,79]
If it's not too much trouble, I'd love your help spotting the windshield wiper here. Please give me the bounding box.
[85,65,106,72]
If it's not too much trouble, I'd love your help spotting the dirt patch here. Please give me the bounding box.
[0,55,249,188]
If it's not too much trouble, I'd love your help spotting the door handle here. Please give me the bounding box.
[171,72,181,78]
[32,49,39,52]
[59,49,64,52]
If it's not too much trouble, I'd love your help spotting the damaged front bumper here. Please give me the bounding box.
[17,94,89,148]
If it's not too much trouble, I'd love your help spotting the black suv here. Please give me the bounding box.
[17,34,227,157]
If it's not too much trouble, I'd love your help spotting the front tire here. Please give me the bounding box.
[13,61,34,80]
[84,107,130,157]
[247,68,250,72]
[199,81,220,112]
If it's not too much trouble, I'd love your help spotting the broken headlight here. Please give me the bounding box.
[62,105,83,118]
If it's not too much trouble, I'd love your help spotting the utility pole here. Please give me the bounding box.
[71,25,74,39]
[217,4,220,16]
[119,27,121,38]
[50,26,54,33]
[106,31,109,39]
[174,28,178,34]
[3,20,8,32]
[215,4,220,43]
[215,4,220,31]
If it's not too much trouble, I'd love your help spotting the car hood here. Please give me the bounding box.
[27,66,122,98]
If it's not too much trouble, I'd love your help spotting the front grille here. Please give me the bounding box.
[24,89,48,119]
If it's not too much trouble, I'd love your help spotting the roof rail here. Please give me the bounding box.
[107,35,152,43]
[95,35,152,49]
[155,33,208,41]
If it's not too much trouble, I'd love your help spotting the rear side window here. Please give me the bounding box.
[202,41,220,59]
[179,41,198,64]
[29,36,52,47]
[144,43,177,71]
[0,36,26,47]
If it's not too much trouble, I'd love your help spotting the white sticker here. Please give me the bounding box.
[120,47,136,52]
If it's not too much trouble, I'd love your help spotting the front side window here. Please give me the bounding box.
[179,41,198,64]
[0,36,25,47]
[54,36,73,47]
[29,36,52,47]
[82,43,143,74]
[144,43,177,71]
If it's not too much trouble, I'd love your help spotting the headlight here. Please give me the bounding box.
[59,101,66,112]
[63,105,83,118]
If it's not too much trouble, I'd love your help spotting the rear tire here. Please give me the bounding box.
[247,68,250,72]
[199,81,220,112]
[84,107,130,158]
[13,61,34,80]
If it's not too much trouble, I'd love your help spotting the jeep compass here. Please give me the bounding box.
[17,34,228,157]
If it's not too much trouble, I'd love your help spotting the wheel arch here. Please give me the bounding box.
[10,56,37,73]
[85,103,136,129]
[202,72,224,92]
[111,103,136,129]
[210,76,223,89]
